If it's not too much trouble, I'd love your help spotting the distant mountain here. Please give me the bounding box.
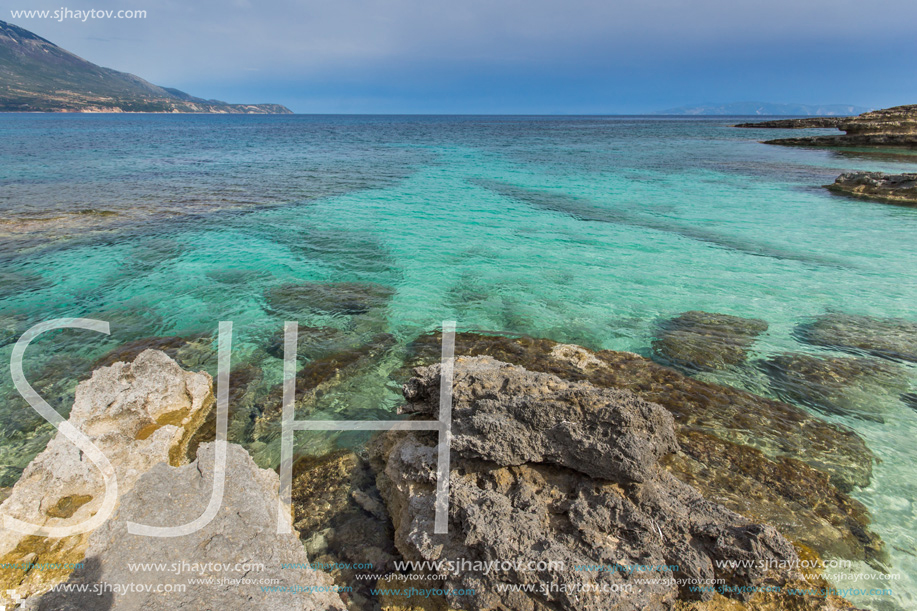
[0,19,290,113]
[653,102,871,116]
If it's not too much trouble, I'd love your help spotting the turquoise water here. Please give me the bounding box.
[1,115,916,608]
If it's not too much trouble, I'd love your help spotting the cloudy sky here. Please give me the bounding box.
[8,0,917,113]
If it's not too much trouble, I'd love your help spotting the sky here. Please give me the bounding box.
[6,0,917,113]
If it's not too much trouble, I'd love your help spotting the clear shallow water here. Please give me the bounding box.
[1,114,916,609]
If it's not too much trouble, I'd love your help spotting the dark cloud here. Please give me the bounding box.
[9,0,917,112]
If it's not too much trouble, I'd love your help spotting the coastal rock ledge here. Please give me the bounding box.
[371,356,860,611]
[824,172,917,206]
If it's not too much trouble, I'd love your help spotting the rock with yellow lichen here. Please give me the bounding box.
[0,349,213,605]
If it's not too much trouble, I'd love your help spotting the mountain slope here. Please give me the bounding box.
[0,19,290,113]
[653,101,870,116]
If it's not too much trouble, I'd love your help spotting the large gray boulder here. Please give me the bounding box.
[371,357,801,611]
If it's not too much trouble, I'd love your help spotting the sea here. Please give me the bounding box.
[0,114,915,609]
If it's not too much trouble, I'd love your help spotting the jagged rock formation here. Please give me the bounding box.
[402,333,883,566]
[0,19,291,113]
[824,172,917,206]
[842,105,917,135]
[758,104,917,148]
[651,311,767,371]
[26,443,347,611]
[371,356,857,611]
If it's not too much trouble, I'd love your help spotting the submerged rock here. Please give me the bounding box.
[265,281,395,317]
[902,392,917,411]
[664,430,884,565]
[264,325,358,360]
[652,311,767,371]
[825,172,917,206]
[0,350,214,604]
[292,450,397,608]
[796,313,917,363]
[254,333,397,443]
[0,270,50,300]
[372,357,828,611]
[759,353,910,422]
[92,333,217,370]
[27,443,346,611]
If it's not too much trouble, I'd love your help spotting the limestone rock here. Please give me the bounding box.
[372,357,801,611]
[825,171,917,206]
[26,443,347,611]
[762,104,917,148]
[405,332,873,491]
[400,333,883,566]
[402,356,678,483]
[0,349,214,603]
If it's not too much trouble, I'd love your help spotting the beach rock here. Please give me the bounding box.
[796,313,917,363]
[763,134,917,148]
[405,332,873,491]
[400,333,884,566]
[840,105,917,136]
[825,172,917,206]
[0,350,214,604]
[185,363,266,458]
[371,357,803,611]
[651,311,767,371]
[265,281,395,317]
[26,443,347,611]
[759,353,910,422]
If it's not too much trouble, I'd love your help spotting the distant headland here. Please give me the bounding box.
[0,19,291,114]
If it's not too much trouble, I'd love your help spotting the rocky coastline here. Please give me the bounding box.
[736,104,917,148]
[736,104,917,208]
[734,117,843,129]
[2,320,909,610]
